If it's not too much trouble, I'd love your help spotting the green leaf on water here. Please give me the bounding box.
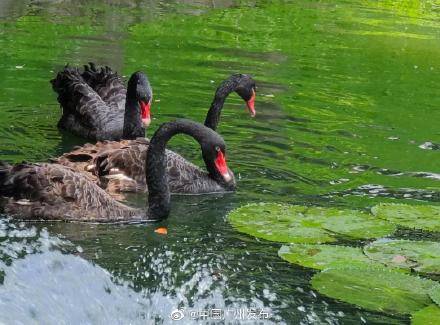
[411,305,440,325]
[228,203,396,244]
[311,266,436,315]
[228,203,334,244]
[371,203,440,232]
[364,239,440,274]
[306,207,396,239]
[430,285,440,307]
[278,244,373,270]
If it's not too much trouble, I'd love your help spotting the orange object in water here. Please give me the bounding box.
[155,227,168,235]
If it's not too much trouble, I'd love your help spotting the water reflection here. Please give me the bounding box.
[1,0,244,21]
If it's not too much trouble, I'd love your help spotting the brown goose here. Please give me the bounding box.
[0,120,232,222]
[54,73,256,195]
[51,64,152,141]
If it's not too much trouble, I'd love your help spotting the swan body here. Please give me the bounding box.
[54,138,233,195]
[0,163,142,222]
[0,120,231,222]
[51,64,152,141]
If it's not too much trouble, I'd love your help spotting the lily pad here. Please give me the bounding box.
[279,244,373,270]
[228,203,333,243]
[411,305,440,325]
[364,239,440,274]
[371,203,440,232]
[228,203,396,244]
[311,266,436,315]
[430,285,440,307]
[306,207,395,239]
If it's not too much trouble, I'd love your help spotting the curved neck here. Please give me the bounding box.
[204,76,240,131]
[146,119,218,221]
[122,90,144,140]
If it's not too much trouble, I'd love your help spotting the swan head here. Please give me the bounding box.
[202,140,235,189]
[128,71,153,127]
[233,74,256,117]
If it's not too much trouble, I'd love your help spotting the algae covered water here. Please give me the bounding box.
[0,0,439,323]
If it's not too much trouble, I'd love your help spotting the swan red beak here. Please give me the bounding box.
[246,89,256,117]
[140,100,151,127]
[214,151,232,182]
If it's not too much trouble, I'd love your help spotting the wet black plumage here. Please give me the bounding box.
[51,64,152,141]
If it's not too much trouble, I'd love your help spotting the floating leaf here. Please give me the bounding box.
[430,285,440,307]
[311,266,436,315]
[364,239,440,274]
[228,203,334,243]
[306,207,395,239]
[279,244,373,270]
[228,203,396,244]
[411,305,440,325]
[372,203,440,232]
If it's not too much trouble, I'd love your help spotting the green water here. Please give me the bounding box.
[0,0,439,323]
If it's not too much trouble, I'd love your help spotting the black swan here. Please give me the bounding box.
[51,64,152,141]
[0,120,231,222]
[54,73,256,194]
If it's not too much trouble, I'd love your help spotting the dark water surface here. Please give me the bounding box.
[0,0,439,323]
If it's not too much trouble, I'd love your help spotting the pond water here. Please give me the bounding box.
[0,0,439,323]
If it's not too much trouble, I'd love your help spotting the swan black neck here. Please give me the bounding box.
[123,97,144,140]
[123,72,151,140]
[146,119,224,221]
[204,75,242,131]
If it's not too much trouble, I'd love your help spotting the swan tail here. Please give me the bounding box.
[0,161,14,197]
[50,65,83,93]
[50,65,84,113]
[0,161,11,183]
[0,162,9,210]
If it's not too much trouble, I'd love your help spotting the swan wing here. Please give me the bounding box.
[82,63,127,112]
[51,67,118,138]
